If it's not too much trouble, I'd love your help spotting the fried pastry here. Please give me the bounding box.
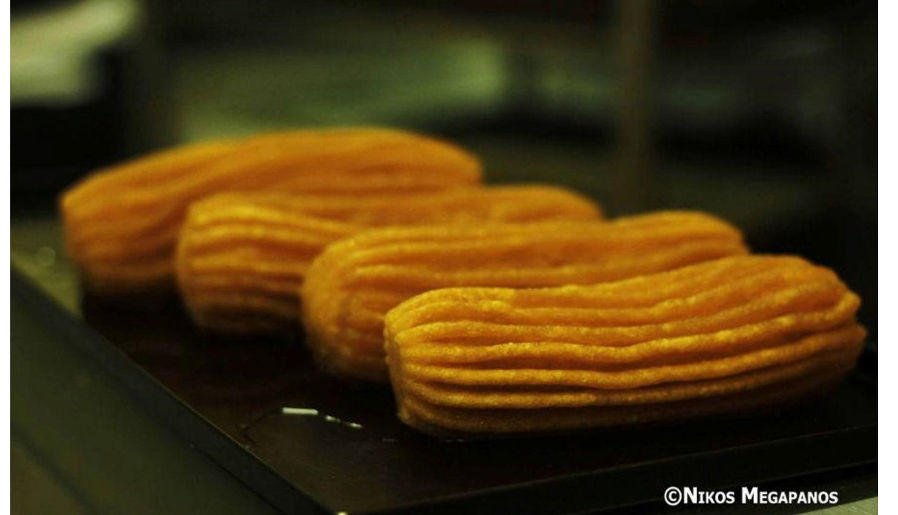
[176,185,602,335]
[60,128,482,296]
[384,255,865,435]
[301,211,748,381]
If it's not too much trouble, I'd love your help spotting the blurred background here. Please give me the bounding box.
[12,0,878,334]
[10,0,877,334]
[9,0,878,512]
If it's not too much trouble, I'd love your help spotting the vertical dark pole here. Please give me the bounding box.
[617,0,654,213]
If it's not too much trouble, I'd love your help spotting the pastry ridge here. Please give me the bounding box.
[383,255,865,435]
[61,128,483,296]
[302,211,749,381]
[177,185,602,334]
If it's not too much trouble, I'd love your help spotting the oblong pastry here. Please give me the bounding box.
[384,255,865,435]
[60,128,482,297]
[301,211,748,381]
[176,185,602,335]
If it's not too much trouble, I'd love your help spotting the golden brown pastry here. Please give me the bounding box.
[301,211,748,381]
[383,255,865,435]
[60,128,482,297]
[175,185,602,335]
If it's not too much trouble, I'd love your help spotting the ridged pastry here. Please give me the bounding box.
[60,128,482,296]
[301,211,748,381]
[384,255,865,434]
[176,185,602,335]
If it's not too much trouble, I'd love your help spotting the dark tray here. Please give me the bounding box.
[11,267,877,514]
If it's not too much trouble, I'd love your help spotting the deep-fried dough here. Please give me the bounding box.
[383,255,865,435]
[176,185,602,335]
[301,211,748,381]
[60,128,482,296]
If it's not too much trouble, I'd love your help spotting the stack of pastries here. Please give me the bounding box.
[60,127,866,436]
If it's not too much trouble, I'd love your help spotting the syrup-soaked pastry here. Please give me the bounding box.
[60,128,482,296]
[384,255,865,435]
[176,185,601,335]
[301,211,748,381]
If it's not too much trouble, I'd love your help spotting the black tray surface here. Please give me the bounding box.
[10,219,877,514]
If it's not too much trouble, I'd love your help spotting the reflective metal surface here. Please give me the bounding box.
[11,214,877,514]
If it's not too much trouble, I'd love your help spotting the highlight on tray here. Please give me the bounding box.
[60,127,482,297]
[301,211,748,381]
[176,185,602,336]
